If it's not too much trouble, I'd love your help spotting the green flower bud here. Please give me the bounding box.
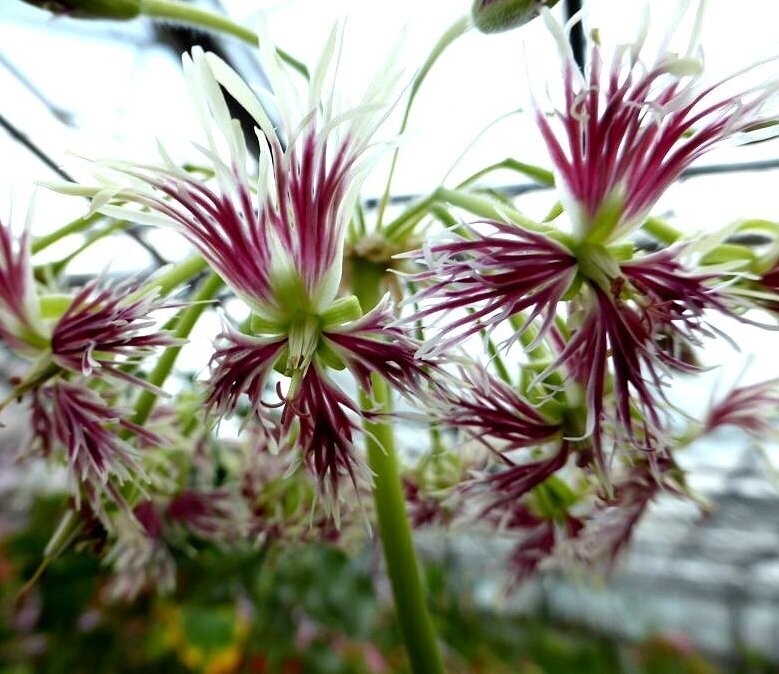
[21,0,141,20]
[471,0,560,34]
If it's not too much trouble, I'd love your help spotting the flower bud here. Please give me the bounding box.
[21,0,141,20]
[471,0,560,33]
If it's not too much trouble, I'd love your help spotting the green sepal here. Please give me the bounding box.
[320,295,363,329]
[701,243,756,266]
[530,474,579,521]
[316,339,347,371]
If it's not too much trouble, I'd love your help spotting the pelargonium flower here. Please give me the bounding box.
[67,38,430,502]
[428,367,568,510]
[400,222,578,356]
[31,381,161,513]
[543,246,739,470]
[50,275,181,389]
[0,218,178,392]
[703,377,779,437]
[0,220,48,355]
[536,4,779,245]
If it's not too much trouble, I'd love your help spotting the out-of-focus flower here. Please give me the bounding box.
[471,0,560,34]
[553,458,684,567]
[0,221,47,355]
[67,36,434,506]
[704,378,779,437]
[50,276,180,389]
[105,506,176,600]
[536,4,779,245]
[31,381,160,513]
[166,488,245,542]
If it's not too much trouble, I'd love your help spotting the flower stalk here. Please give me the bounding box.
[352,257,445,674]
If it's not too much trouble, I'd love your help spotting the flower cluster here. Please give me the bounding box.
[5,0,778,604]
[0,218,176,517]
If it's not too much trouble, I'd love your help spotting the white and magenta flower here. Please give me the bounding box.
[31,381,160,513]
[1,217,178,515]
[401,222,578,356]
[0,220,48,355]
[536,4,778,244]
[427,368,568,510]
[68,37,433,502]
[50,276,181,389]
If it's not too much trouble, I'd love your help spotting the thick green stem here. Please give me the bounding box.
[149,254,208,297]
[131,271,223,427]
[139,0,309,80]
[352,259,445,674]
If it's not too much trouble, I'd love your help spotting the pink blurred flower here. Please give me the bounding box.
[0,221,47,354]
[31,381,160,512]
[704,378,779,437]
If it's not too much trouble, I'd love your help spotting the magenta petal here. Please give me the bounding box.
[403,222,577,355]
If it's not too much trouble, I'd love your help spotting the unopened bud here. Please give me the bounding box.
[471,0,560,34]
[21,0,141,20]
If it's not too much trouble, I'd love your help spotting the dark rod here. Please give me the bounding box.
[564,0,586,73]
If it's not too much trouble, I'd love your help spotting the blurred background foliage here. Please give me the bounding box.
[1,497,774,674]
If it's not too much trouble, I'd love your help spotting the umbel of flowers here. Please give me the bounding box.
[2,1,779,673]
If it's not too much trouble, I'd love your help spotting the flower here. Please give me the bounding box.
[0,217,177,391]
[704,377,779,437]
[31,381,160,513]
[0,221,47,355]
[536,4,779,245]
[428,367,568,510]
[401,221,578,356]
[543,246,738,470]
[50,275,181,389]
[68,36,431,503]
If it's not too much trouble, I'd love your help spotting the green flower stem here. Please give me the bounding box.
[31,212,104,255]
[375,15,471,229]
[352,258,445,674]
[383,185,549,242]
[456,158,554,190]
[40,220,129,276]
[149,254,208,297]
[131,271,223,427]
[139,0,309,80]
[435,187,545,231]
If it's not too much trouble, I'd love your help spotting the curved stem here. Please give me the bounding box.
[375,15,471,229]
[352,258,445,674]
[140,0,309,80]
[31,212,104,255]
